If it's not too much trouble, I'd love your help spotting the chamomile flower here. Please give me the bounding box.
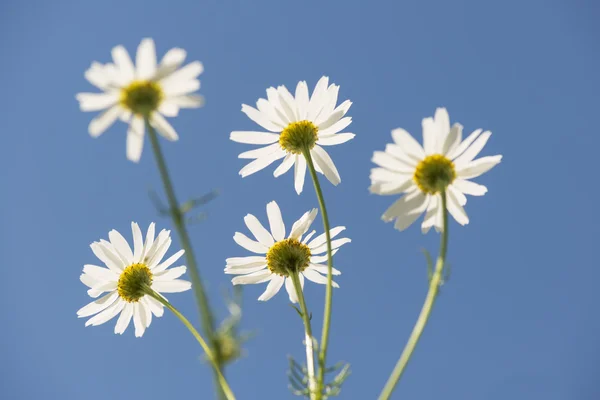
[230,77,355,194]
[225,201,350,302]
[76,38,204,162]
[370,108,502,233]
[77,222,191,337]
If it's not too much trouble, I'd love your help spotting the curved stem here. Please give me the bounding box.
[145,120,225,398]
[290,273,317,399]
[143,288,236,400]
[302,148,333,398]
[378,190,449,400]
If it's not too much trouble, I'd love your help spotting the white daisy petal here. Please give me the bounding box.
[307,76,330,120]
[452,179,488,196]
[382,191,428,231]
[289,209,318,240]
[238,143,280,159]
[170,94,205,108]
[389,128,424,160]
[82,264,118,281]
[372,152,415,174]
[77,291,119,318]
[153,249,185,273]
[314,84,339,126]
[136,38,157,80]
[307,226,346,249]
[318,117,352,137]
[277,85,298,122]
[453,130,492,168]
[162,79,200,97]
[150,113,179,141]
[307,264,341,276]
[448,185,467,206]
[446,129,482,160]
[142,223,156,261]
[295,81,309,119]
[421,117,438,155]
[284,276,304,303]
[158,101,179,117]
[126,116,145,163]
[317,133,355,146]
[88,105,122,137]
[369,179,414,196]
[145,296,164,317]
[133,303,146,337]
[239,150,286,177]
[264,202,285,242]
[302,230,316,244]
[226,256,266,267]
[233,232,269,254]
[154,265,187,281]
[258,275,285,301]
[114,303,134,334]
[433,107,451,152]
[224,264,267,275]
[310,238,352,255]
[76,92,119,112]
[160,61,203,86]
[293,155,307,194]
[131,222,144,263]
[245,214,275,246]
[310,249,339,263]
[302,268,339,288]
[421,196,440,234]
[442,123,463,156]
[111,45,135,82]
[446,189,469,226]
[232,270,273,285]
[155,47,186,80]
[109,229,134,264]
[152,279,192,293]
[274,154,295,177]
[147,238,172,269]
[85,298,124,327]
[257,98,287,127]
[457,155,502,179]
[90,242,124,272]
[311,146,340,185]
[231,131,280,145]
[241,104,282,132]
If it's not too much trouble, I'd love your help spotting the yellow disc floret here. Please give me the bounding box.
[117,263,153,302]
[279,120,319,154]
[266,238,312,276]
[120,80,164,116]
[413,154,457,194]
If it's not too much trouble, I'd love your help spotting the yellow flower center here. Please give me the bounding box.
[413,154,457,194]
[266,238,312,276]
[120,80,164,116]
[117,263,153,302]
[279,120,318,154]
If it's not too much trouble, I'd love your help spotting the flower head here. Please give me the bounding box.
[77,222,191,337]
[225,201,351,302]
[370,108,502,233]
[76,38,204,162]
[230,77,355,194]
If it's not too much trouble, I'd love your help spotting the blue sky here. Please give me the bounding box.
[1,0,599,399]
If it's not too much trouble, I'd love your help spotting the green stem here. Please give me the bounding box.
[302,148,333,398]
[145,120,225,398]
[378,190,449,400]
[290,273,317,399]
[144,288,236,400]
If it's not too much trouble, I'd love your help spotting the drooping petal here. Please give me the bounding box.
[84,298,125,327]
[77,291,119,318]
[114,303,134,334]
[446,189,469,226]
[88,105,122,137]
[151,113,179,141]
[310,146,340,186]
[258,275,285,301]
[232,270,272,285]
[273,154,295,177]
[126,116,145,163]
[239,150,286,178]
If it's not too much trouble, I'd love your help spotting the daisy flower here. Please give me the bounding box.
[76,38,204,162]
[230,76,355,194]
[370,108,502,233]
[225,201,351,302]
[77,222,191,337]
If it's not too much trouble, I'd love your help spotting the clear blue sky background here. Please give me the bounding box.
[1,0,598,399]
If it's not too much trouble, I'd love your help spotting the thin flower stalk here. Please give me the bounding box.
[290,273,317,399]
[378,190,449,400]
[303,148,335,398]
[143,287,236,400]
[146,120,225,397]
